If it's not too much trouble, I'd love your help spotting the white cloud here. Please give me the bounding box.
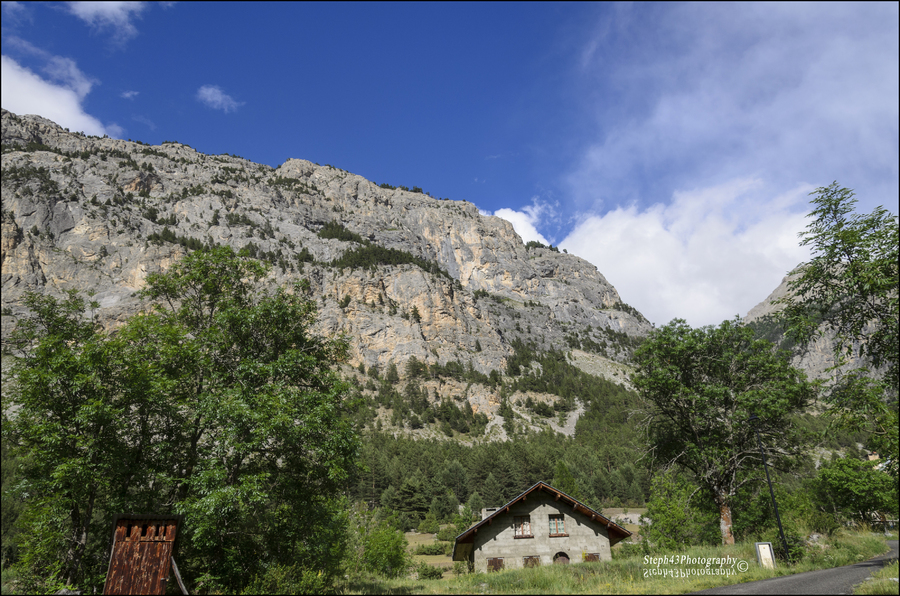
[1,54,114,137]
[105,122,125,138]
[196,85,244,113]
[559,178,813,328]
[4,36,99,100]
[568,3,899,214]
[132,114,156,130]
[121,90,139,99]
[2,1,31,23]
[42,55,96,98]
[493,199,556,246]
[65,1,147,42]
[548,3,897,329]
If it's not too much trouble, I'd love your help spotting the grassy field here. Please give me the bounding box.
[407,531,454,579]
[340,530,895,594]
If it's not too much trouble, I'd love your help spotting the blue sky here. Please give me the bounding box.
[2,2,898,327]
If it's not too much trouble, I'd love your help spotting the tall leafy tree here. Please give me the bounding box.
[137,246,360,591]
[813,457,899,523]
[643,467,719,549]
[3,247,359,593]
[777,183,899,478]
[632,318,815,545]
[4,291,144,591]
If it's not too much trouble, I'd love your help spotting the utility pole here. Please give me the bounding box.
[749,414,791,563]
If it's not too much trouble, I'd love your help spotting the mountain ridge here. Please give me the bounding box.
[1,109,651,436]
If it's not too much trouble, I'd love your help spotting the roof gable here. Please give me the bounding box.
[452,482,632,558]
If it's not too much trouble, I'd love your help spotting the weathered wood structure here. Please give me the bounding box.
[102,514,184,595]
[452,481,631,572]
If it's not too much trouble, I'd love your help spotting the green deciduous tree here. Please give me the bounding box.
[813,456,898,523]
[344,502,411,579]
[643,467,719,549]
[3,246,359,594]
[4,290,142,591]
[632,318,815,545]
[777,183,899,478]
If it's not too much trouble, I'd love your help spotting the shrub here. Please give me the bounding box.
[240,564,328,595]
[417,513,440,534]
[413,542,451,556]
[807,511,841,536]
[763,525,807,563]
[436,525,458,542]
[417,562,444,580]
[318,221,365,243]
[363,524,411,578]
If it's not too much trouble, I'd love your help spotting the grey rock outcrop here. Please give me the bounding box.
[743,269,872,382]
[1,109,652,431]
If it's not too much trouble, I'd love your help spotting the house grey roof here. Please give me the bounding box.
[451,481,632,560]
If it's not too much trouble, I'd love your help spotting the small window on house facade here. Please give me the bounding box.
[583,553,600,562]
[524,555,541,568]
[514,515,532,538]
[487,557,504,572]
[549,514,567,536]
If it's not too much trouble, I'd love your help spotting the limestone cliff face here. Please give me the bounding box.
[1,109,651,426]
[743,270,869,382]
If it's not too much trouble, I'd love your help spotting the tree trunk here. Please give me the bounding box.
[718,498,735,545]
[65,487,96,586]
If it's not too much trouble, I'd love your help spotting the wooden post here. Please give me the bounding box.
[171,557,189,595]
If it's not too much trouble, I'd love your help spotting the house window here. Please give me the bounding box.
[524,556,541,568]
[583,553,601,562]
[514,516,532,538]
[487,558,504,572]
[549,514,567,536]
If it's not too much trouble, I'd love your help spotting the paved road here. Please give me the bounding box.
[690,540,898,595]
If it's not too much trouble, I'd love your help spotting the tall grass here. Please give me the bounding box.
[338,530,891,595]
[853,561,899,595]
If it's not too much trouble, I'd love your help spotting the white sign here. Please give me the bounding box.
[755,542,776,569]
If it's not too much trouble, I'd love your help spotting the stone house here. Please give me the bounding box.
[452,481,631,572]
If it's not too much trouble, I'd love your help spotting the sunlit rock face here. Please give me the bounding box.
[2,109,653,433]
[743,270,875,382]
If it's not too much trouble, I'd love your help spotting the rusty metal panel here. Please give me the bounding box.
[103,515,183,595]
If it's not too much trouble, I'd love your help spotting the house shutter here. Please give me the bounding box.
[487,558,504,572]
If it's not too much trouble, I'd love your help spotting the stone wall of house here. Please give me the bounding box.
[471,491,611,571]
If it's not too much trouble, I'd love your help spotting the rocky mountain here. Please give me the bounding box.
[1,109,652,437]
[743,270,870,384]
